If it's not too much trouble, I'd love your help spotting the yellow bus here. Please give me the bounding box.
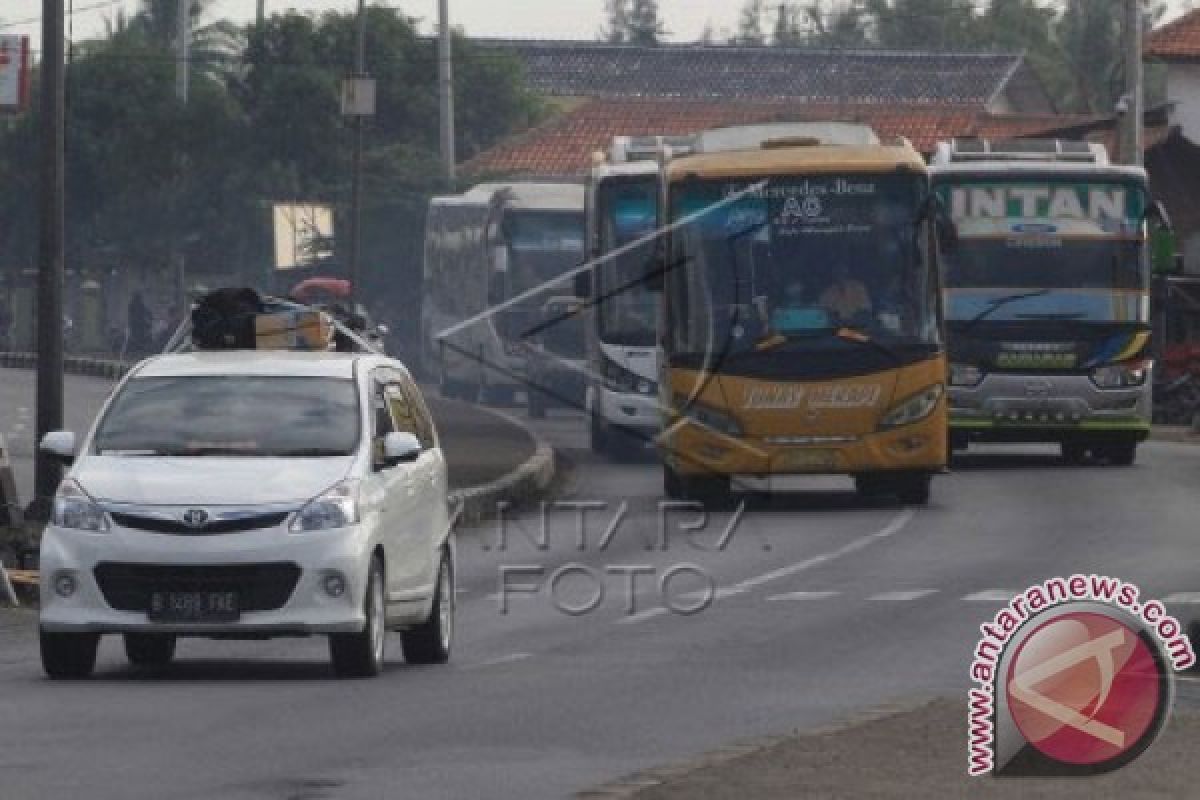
[657,139,947,505]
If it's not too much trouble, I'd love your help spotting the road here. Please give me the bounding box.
[4,385,1200,798]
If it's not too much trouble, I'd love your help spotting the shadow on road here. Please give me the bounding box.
[72,658,426,683]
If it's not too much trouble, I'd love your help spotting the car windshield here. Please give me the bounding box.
[92,376,360,457]
[666,173,938,358]
[596,178,659,347]
[938,179,1149,324]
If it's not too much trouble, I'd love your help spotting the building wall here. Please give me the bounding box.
[1166,63,1200,145]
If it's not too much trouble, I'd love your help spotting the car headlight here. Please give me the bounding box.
[290,481,360,532]
[52,479,108,532]
[879,384,944,430]
[1090,360,1151,389]
[674,394,743,437]
[603,357,657,395]
[948,363,984,387]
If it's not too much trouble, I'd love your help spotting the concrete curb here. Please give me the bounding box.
[0,351,132,382]
[448,403,557,527]
[576,698,936,799]
[1150,426,1200,445]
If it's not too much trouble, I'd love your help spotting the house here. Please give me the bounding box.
[465,40,1081,178]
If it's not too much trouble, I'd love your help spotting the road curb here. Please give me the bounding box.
[576,698,936,799]
[448,403,557,527]
[1151,425,1200,445]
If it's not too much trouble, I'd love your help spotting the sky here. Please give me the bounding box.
[1,0,1193,49]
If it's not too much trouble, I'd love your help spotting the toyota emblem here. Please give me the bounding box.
[182,509,210,529]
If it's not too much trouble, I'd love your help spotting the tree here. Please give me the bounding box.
[132,0,243,86]
[866,0,979,50]
[736,0,767,45]
[801,1,872,48]
[627,0,666,45]
[601,0,631,43]
[1056,0,1167,113]
[773,3,804,46]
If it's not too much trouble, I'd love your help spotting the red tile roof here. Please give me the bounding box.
[1147,11,1200,61]
[466,99,1101,178]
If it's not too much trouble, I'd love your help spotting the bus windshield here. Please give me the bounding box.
[937,179,1149,325]
[597,178,659,347]
[505,211,585,299]
[666,174,939,363]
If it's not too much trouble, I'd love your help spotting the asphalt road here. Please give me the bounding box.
[4,391,1200,799]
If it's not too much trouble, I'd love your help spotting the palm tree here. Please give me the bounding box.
[132,0,244,86]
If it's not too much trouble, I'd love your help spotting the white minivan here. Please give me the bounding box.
[38,351,454,679]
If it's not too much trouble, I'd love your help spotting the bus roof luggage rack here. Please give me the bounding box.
[695,122,879,154]
[609,135,697,163]
[935,138,1108,165]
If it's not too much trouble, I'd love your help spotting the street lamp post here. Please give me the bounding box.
[347,0,368,297]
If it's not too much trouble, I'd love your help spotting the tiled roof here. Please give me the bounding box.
[1147,11,1200,61]
[474,39,1030,108]
[466,99,1102,178]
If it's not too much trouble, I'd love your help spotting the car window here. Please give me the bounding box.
[384,383,420,442]
[92,376,360,457]
[399,376,437,450]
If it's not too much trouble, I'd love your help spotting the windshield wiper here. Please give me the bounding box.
[1014,312,1088,321]
[171,446,260,457]
[835,327,904,364]
[958,289,1051,333]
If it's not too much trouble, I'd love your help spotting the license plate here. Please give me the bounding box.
[775,449,837,471]
[148,591,240,622]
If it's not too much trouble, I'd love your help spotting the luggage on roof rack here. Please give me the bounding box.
[188,287,339,352]
[191,288,264,350]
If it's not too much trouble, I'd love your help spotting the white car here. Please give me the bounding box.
[37,351,455,679]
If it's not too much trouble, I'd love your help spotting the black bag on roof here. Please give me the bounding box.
[191,288,263,349]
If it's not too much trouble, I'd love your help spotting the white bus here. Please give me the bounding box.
[422,182,585,405]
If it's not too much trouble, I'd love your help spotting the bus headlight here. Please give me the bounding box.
[674,395,743,437]
[1090,361,1150,389]
[948,363,984,387]
[879,385,944,430]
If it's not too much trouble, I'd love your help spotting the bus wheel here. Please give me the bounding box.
[590,414,610,456]
[1099,440,1137,467]
[895,474,932,506]
[1061,442,1088,464]
[663,464,684,499]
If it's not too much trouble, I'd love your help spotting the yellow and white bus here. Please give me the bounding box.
[656,138,947,504]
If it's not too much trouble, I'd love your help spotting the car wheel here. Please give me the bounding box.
[663,463,684,499]
[590,413,609,456]
[124,633,176,667]
[1101,441,1138,467]
[1061,442,1088,464]
[401,550,454,665]
[40,630,99,679]
[329,557,386,678]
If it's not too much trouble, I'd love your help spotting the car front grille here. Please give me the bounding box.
[93,562,302,613]
[109,511,290,535]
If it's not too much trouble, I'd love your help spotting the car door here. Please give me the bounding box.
[399,374,449,587]
[381,374,433,593]
[368,375,418,599]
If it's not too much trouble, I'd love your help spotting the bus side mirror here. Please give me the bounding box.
[574,269,592,299]
[1148,199,1173,232]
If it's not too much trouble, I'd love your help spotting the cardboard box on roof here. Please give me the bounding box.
[254,310,333,350]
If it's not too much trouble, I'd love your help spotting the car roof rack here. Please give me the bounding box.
[933,138,1109,165]
[162,291,382,355]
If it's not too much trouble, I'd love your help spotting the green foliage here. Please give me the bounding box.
[0,6,543,350]
[602,0,665,45]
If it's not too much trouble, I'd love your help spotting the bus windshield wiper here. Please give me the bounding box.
[1014,312,1088,321]
[959,289,1051,333]
[834,327,903,364]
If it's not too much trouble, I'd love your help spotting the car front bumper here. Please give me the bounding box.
[39,522,374,636]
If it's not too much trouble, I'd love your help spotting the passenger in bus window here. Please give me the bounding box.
[819,263,873,323]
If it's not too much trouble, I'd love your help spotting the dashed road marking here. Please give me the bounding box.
[1162,593,1200,604]
[766,591,840,602]
[870,590,938,602]
[963,590,1017,602]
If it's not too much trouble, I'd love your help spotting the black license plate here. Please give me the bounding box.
[148,591,240,622]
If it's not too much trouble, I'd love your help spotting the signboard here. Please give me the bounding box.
[0,35,30,112]
[273,204,335,271]
[939,182,1145,240]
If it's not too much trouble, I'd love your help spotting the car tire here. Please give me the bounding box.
[329,558,386,679]
[124,633,176,667]
[590,413,609,455]
[40,630,99,679]
[401,550,454,665]
[895,474,933,506]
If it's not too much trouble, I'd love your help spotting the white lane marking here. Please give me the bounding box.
[1162,593,1200,604]
[618,509,917,626]
[964,590,1017,602]
[731,509,916,593]
[461,652,532,670]
[766,591,840,602]
[870,590,938,602]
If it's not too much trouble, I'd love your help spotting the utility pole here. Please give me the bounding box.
[176,0,190,105]
[33,0,66,518]
[173,0,190,305]
[256,0,266,29]
[347,0,367,296]
[438,0,456,188]
[1121,0,1144,166]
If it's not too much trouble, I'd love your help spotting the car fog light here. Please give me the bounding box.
[322,573,347,598]
[54,572,78,598]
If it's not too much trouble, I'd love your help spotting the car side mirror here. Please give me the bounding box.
[40,431,77,465]
[382,431,421,467]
